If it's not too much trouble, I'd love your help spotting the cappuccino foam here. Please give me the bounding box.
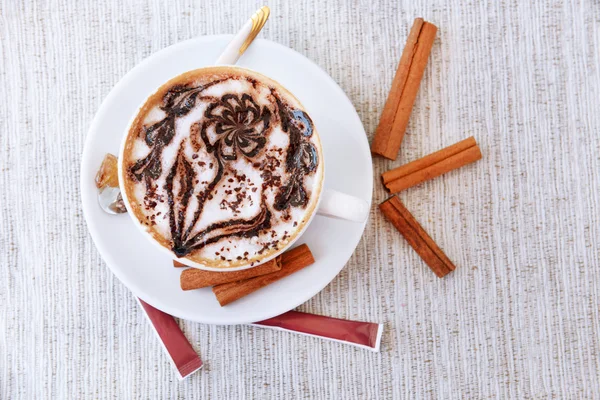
[120,67,323,268]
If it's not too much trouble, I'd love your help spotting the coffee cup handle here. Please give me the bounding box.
[316,189,370,223]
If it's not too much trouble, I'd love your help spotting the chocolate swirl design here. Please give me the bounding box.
[129,76,318,259]
[130,80,223,181]
[203,93,271,160]
[273,99,318,210]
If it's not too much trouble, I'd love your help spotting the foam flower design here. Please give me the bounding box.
[203,93,271,160]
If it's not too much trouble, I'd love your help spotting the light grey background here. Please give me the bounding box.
[1,0,599,398]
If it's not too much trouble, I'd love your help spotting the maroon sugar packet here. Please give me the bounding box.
[251,310,383,351]
[136,298,203,379]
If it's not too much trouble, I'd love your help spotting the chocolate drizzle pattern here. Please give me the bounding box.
[128,76,318,260]
[130,80,223,181]
[203,93,271,160]
[273,104,318,210]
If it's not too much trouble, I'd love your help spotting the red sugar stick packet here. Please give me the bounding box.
[136,298,203,380]
[252,310,384,352]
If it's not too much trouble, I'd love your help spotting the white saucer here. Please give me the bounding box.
[80,35,373,325]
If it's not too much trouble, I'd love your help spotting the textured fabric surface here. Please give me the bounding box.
[1,0,599,398]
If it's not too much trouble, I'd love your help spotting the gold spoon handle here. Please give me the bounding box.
[215,6,270,65]
[239,6,270,55]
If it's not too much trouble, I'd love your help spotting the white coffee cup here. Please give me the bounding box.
[118,66,369,271]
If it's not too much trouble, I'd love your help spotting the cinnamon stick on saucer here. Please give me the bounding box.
[371,18,438,160]
[380,196,456,278]
[382,137,482,193]
[213,244,315,306]
[179,258,282,290]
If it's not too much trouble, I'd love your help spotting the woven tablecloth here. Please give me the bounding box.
[2,0,599,398]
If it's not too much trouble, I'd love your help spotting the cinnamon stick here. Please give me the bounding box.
[371,18,438,160]
[213,244,315,306]
[383,137,482,193]
[179,258,282,291]
[379,197,456,278]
